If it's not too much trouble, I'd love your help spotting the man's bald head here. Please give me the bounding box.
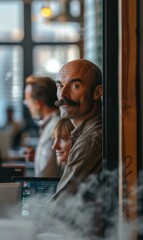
[58,59,102,87]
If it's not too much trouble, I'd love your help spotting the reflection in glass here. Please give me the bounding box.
[0,46,23,126]
[33,45,80,79]
[0,0,24,42]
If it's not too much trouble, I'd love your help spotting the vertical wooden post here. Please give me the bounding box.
[121,0,137,227]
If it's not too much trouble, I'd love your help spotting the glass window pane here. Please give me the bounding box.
[70,0,81,18]
[32,0,81,42]
[84,0,103,70]
[0,0,24,42]
[0,46,23,127]
[33,45,80,79]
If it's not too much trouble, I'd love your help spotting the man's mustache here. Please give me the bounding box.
[55,98,79,107]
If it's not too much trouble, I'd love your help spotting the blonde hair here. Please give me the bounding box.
[52,119,74,138]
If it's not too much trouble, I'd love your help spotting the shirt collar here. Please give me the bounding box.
[71,111,102,143]
[38,111,59,129]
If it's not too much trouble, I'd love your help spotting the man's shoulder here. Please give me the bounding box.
[76,126,102,147]
[71,120,102,153]
[71,113,102,147]
[81,114,102,136]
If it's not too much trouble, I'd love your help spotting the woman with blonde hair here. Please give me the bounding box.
[52,119,74,169]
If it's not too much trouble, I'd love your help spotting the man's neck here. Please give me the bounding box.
[38,107,58,127]
[71,102,101,127]
[42,107,57,119]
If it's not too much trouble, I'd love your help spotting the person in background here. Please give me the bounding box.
[24,75,61,178]
[12,105,39,149]
[3,106,22,148]
[51,119,74,170]
[24,145,35,162]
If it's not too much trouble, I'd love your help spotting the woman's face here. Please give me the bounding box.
[52,128,71,167]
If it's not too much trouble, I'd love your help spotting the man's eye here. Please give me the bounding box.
[71,83,80,89]
[57,84,63,89]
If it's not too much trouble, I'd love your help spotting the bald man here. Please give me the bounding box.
[49,59,102,200]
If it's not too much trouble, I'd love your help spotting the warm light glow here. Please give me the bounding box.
[40,6,52,18]
[44,59,61,74]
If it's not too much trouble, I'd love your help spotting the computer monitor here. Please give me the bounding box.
[0,182,21,218]
[0,164,26,182]
[12,177,59,218]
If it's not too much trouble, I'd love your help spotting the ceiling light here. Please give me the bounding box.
[40,6,52,18]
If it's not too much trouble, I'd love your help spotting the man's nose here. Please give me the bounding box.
[59,86,70,98]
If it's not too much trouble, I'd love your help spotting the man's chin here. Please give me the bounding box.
[60,106,75,118]
[59,107,68,118]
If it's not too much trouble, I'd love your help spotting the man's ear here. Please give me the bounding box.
[93,85,102,100]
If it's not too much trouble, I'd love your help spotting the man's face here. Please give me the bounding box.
[24,85,41,121]
[56,61,97,126]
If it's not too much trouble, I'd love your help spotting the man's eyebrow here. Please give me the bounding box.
[56,78,82,84]
[70,78,82,83]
